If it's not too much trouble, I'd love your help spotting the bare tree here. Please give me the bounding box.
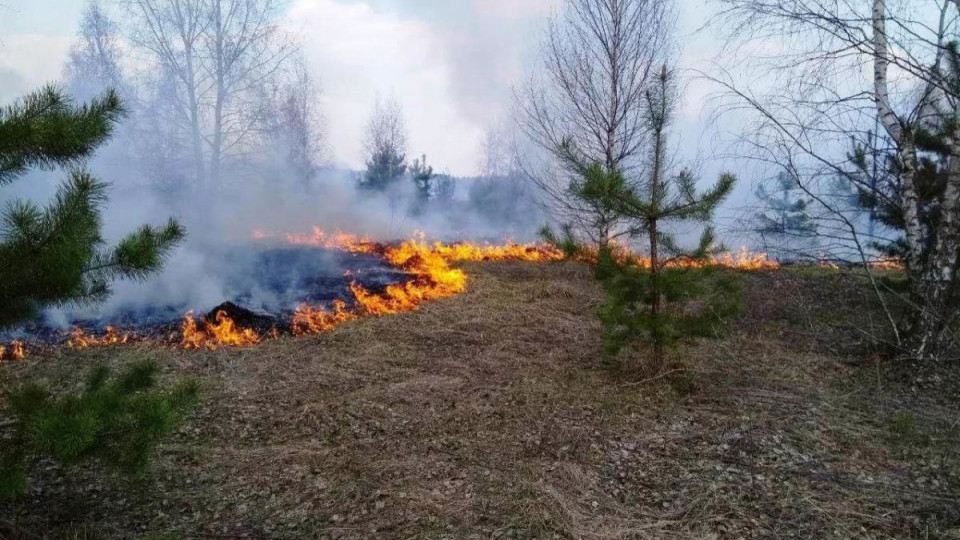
[124,0,208,187]
[64,1,128,101]
[517,0,675,244]
[122,0,294,190]
[479,121,520,178]
[710,0,960,358]
[363,96,407,164]
[202,0,294,185]
[267,57,327,183]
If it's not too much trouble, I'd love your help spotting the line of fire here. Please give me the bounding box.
[0,229,782,361]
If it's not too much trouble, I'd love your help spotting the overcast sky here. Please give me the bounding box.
[0,0,725,178]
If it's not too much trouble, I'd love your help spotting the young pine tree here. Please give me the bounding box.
[753,172,817,261]
[0,360,198,498]
[548,66,738,369]
[0,86,192,497]
[358,147,407,191]
[409,154,434,214]
[358,97,408,192]
[0,86,185,327]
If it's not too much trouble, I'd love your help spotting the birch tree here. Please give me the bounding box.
[711,0,960,359]
[64,1,130,102]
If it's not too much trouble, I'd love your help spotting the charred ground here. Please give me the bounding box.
[1,246,411,348]
[1,262,958,539]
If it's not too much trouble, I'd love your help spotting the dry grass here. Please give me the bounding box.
[1,262,959,539]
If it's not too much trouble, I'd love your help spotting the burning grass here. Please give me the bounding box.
[1,230,783,361]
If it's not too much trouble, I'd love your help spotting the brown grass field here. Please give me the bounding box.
[1,261,959,539]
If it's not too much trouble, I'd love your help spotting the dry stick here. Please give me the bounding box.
[616,368,692,388]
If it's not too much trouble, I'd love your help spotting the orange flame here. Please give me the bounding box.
[0,340,25,361]
[180,310,261,350]
[68,326,132,349]
[283,227,379,254]
[347,238,468,316]
[432,241,565,262]
[292,299,357,335]
[9,230,784,360]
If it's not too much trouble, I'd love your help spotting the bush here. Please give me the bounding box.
[0,359,198,498]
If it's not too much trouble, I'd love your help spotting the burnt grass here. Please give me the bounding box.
[1,262,959,539]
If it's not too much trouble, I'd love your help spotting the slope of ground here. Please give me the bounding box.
[1,262,958,539]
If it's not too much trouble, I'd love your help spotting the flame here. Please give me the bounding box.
[283,227,379,254]
[868,259,905,270]
[0,340,25,361]
[666,247,779,271]
[264,229,779,339]
[292,300,357,335]
[68,326,132,349]
[8,229,783,361]
[432,241,565,262]
[180,310,261,350]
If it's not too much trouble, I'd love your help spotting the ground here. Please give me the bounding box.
[1,262,959,539]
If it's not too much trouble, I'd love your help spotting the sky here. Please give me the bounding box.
[0,0,722,178]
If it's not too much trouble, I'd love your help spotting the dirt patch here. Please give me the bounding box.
[1,262,958,539]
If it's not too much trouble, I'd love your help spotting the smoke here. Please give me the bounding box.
[0,0,768,333]
[4,126,545,332]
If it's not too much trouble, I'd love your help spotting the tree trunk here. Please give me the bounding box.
[904,127,960,358]
[649,216,664,366]
[209,0,224,190]
[185,50,205,192]
[872,0,958,358]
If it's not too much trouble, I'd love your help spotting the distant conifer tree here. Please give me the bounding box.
[358,97,408,192]
[409,154,434,214]
[753,172,818,260]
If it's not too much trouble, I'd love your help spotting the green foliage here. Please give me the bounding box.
[0,86,185,327]
[0,85,123,184]
[410,154,434,203]
[358,147,406,191]
[545,66,738,368]
[845,127,946,264]
[753,172,817,259]
[845,42,960,266]
[0,360,198,498]
[592,247,741,363]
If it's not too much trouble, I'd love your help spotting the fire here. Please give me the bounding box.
[68,326,132,349]
[868,259,905,271]
[0,340,25,361]
[433,241,565,262]
[8,229,783,360]
[181,310,261,350]
[274,231,779,337]
[292,300,356,335]
[658,247,779,271]
[283,227,379,254]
